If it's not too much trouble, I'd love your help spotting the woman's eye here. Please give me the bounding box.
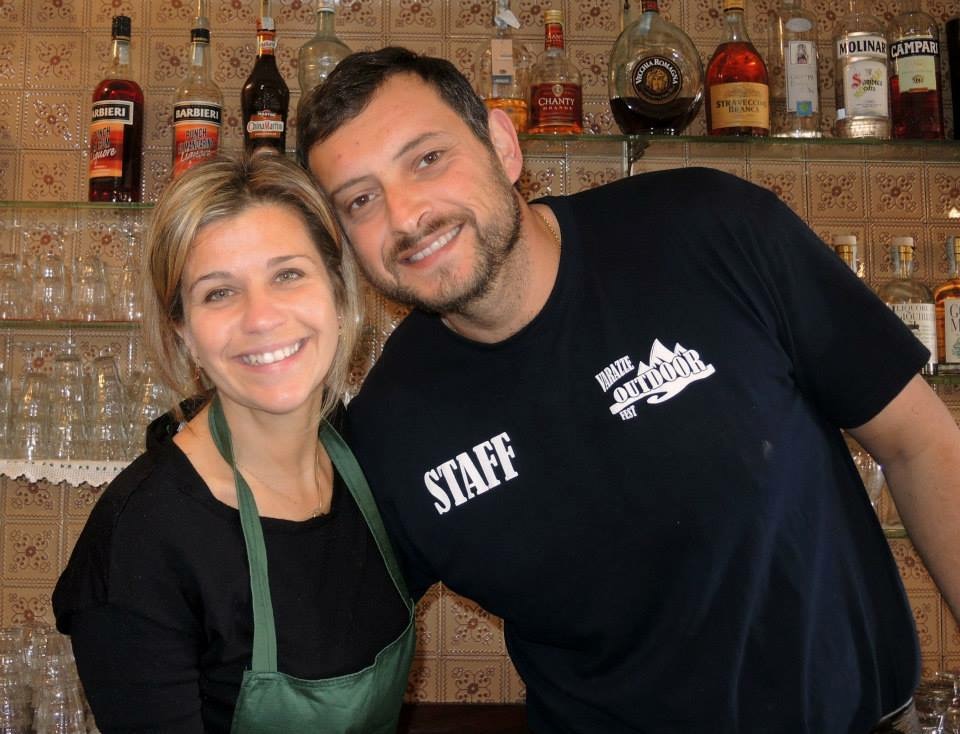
[276,269,303,283]
[203,287,231,303]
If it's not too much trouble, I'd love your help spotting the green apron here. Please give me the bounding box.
[206,397,415,734]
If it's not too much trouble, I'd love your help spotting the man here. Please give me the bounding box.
[298,47,960,733]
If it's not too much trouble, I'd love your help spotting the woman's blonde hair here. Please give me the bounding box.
[141,151,361,424]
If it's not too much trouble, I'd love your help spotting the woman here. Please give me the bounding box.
[53,152,414,733]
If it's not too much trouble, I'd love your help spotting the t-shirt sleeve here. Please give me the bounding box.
[53,471,205,730]
[717,169,928,427]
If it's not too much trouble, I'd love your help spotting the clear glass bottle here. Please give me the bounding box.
[769,0,822,137]
[475,0,532,133]
[934,236,960,371]
[877,236,937,373]
[889,0,944,139]
[298,0,351,96]
[705,0,770,136]
[832,234,863,277]
[608,0,704,135]
[528,9,583,134]
[833,0,890,138]
[88,15,144,202]
[172,0,223,179]
[242,0,290,154]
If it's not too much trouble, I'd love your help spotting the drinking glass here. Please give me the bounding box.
[11,371,50,460]
[87,355,127,460]
[0,628,31,734]
[0,253,25,320]
[114,242,141,321]
[0,365,12,456]
[48,350,88,460]
[845,434,885,514]
[125,366,171,459]
[32,250,69,321]
[71,256,111,322]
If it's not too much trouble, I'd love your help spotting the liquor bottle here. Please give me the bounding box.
[298,0,351,96]
[705,0,770,136]
[934,236,960,371]
[621,0,642,30]
[768,0,822,137]
[877,236,937,374]
[88,15,144,203]
[475,0,532,133]
[947,18,960,140]
[242,1,290,154]
[528,9,583,134]
[888,0,944,139]
[608,0,704,135]
[832,234,862,276]
[833,0,890,138]
[172,1,223,179]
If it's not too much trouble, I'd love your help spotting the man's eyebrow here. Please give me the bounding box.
[328,132,444,200]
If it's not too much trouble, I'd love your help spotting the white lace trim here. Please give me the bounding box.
[0,459,126,487]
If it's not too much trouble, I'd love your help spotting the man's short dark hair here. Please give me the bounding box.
[296,46,493,166]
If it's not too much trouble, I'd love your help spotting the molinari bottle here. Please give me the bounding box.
[298,0,351,96]
[934,236,960,372]
[172,0,223,179]
[242,1,289,154]
[608,0,704,135]
[833,0,890,138]
[878,236,937,374]
[88,15,143,203]
[769,0,822,137]
[528,9,583,134]
[475,0,532,133]
[889,0,944,139]
[705,0,770,136]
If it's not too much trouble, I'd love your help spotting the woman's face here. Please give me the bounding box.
[178,203,340,420]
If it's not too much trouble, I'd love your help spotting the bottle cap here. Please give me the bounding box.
[950,236,960,255]
[544,9,563,24]
[891,235,915,248]
[112,15,132,40]
[722,0,745,11]
[832,234,857,246]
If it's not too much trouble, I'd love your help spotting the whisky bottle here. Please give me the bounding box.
[877,236,937,373]
[172,0,223,179]
[88,15,144,203]
[705,0,770,136]
[475,0,532,133]
[834,0,890,138]
[298,0,351,96]
[528,9,583,134]
[769,0,822,137]
[934,236,960,371]
[889,0,944,139]
[832,234,862,277]
[608,0,704,135]
[242,1,290,154]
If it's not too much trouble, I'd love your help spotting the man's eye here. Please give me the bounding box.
[348,193,372,212]
[418,150,442,168]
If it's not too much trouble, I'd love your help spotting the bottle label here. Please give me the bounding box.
[891,37,939,93]
[631,56,682,103]
[172,102,222,178]
[709,82,769,129]
[530,82,582,126]
[837,33,888,117]
[545,23,564,50]
[785,40,818,115]
[88,100,134,180]
[890,302,937,365]
[944,297,960,363]
[246,111,285,139]
[490,38,516,85]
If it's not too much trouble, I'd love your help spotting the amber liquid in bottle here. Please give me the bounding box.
[934,237,960,370]
[242,10,289,154]
[89,15,144,203]
[706,0,770,136]
[528,9,583,134]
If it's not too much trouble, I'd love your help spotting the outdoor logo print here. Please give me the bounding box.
[594,339,716,421]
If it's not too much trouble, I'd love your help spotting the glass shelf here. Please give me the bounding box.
[0,319,138,331]
[0,200,154,211]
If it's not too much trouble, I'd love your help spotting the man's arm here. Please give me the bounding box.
[848,374,960,621]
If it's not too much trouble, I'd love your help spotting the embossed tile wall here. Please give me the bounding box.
[1,0,959,704]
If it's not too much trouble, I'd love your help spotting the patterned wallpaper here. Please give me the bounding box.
[0,0,959,705]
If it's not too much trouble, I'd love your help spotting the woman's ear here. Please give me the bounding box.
[487,108,524,185]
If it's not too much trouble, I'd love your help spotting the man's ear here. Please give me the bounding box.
[487,108,524,185]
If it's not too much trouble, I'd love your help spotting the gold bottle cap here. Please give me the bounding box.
[544,8,563,24]
[722,0,745,11]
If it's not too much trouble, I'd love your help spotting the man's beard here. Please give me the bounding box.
[355,170,523,315]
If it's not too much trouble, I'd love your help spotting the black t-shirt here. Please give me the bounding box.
[345,168,927,733]
[53,427,409,733]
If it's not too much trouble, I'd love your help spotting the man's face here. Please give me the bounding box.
[307,73,521,314]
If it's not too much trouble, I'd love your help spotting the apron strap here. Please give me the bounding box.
[208,396,279,673]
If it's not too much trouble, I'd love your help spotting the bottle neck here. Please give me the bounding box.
[111,38,132,72]
[949,244,960,279]
[190,30,212,75]
[641,0,660,14]
[722,5,750,42]
[257,21,277,57]
[544,21,565,51]
[894,250,915,279]
[316,7,337,37]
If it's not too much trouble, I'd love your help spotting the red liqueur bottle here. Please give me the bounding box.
[889,0,945,139]
[242,2,289,154]
[88,15,144,203]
